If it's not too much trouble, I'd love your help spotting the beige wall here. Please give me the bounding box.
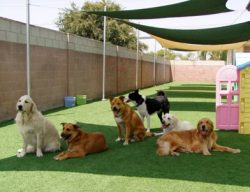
[0,17,224,122]
[170,60,224,82]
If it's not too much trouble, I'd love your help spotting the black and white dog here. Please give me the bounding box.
[127,90,170,132]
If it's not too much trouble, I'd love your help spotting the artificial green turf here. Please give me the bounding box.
[0,82,250,192]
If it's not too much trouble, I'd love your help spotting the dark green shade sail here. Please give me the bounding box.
[122,21,250,45]
[88,0,231,19]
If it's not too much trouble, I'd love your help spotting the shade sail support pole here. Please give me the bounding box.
[153,39,156,85]
[136,29,139,89]
[102,5,107,101]
[26,0,31,96]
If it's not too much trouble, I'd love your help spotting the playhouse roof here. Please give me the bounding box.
[237,61,250,70]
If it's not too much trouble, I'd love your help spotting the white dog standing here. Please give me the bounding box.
[15,95,60,157]
[162,113,194,134]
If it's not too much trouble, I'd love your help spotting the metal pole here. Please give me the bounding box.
[102,5,106,100]
[226,50,234,65]
[164,48,166,82]
[136,29,139,89]
[153,39,156,85]
[26,0,31,96]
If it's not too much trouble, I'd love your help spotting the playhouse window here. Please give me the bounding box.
[221,95,227,104]
[232,82,238,91]
[231,95,239,103]
[220,82,227,91]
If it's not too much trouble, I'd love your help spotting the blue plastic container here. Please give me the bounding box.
[64,96,76,108]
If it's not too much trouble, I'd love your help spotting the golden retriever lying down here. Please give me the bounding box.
[157,118,241,156]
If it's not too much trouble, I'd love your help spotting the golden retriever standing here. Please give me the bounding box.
[54,123,108,160]
[157,118,240,156]
[110,96,153,145]
[15,95,60,157]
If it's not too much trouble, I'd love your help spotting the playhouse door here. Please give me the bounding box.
[216,65,239,130]
[216,104,239,130]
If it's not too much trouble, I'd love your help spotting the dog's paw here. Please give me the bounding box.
[171,152,180,156]
[54,155,60,160]
[36,150,43,157]
[123,141,129,146]
[17,149,26,158]
[130,138,135,143]
[203,152,211,156]
[115,137,122,142]
[233,149,241,153]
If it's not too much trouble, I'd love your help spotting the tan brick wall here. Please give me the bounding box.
[67,51,103,99]
[0,41,27,121]
[0,17,224,121]
[31,46,68,111]
[170,60,225,82]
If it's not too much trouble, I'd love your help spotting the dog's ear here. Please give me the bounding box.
[207,119,214,130]
[109,97,114,103]
[31,102,37,113]
[134,89,139,93]
[73,124,80,130]
[171,114,176,120]
[196,120,201,129]
[119,96,125,102]
[61,122,66,127]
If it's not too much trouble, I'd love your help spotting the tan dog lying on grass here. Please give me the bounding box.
[157,118,241,156]
[54,123,108,160]
[110,96,154,145]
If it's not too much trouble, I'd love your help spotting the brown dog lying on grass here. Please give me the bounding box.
[110,96,154,145]
[54,123,108,160]
[157,118,241,156]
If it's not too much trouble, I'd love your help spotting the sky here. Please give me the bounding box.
[0,0,249,52]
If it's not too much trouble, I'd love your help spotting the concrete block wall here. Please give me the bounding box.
[0,17,225,121]
[170,60,225,82]
[0,17,171,121]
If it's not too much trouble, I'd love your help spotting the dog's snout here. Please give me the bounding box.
[202,125,206,130]
[113,106,118,111]
[162,120,165,124]
[18,105,23,111]
[61,132,70,140]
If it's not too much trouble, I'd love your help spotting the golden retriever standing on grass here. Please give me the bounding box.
[110,96,153,145]
[15,95,60,157]
[157,118,240,156]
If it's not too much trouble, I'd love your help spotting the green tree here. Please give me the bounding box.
[198,51,227,61]
[157,49,176,60]
[149,49,177,60]
[56,1,148,51]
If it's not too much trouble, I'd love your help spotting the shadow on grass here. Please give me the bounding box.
[0,119,15,128]
[144,84,215,101]
[0,122,249,187]
[180,84,215,87]
[170,101,215,112]
[144,95,215,112]
[167,86,215,91]
[163,90,215,99]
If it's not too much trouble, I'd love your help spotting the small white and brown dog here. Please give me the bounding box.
[15,95,60,157]
[162,113,193,133]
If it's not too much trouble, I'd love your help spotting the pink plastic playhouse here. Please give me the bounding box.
[216,65,239,130]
